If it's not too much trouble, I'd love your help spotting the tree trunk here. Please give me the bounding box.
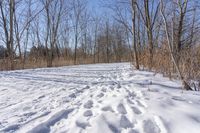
[74,33,78,65]
[144,0,153,70]
[9,0,15,70]
[131,0,139,69]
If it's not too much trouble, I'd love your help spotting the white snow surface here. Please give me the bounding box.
[0,62,200,133]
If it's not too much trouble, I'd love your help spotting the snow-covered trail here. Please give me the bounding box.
[0,63,200,133]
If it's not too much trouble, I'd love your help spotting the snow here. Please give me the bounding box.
[0,62,200,133]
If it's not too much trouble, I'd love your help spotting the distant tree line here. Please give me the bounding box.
[0,0,132,70]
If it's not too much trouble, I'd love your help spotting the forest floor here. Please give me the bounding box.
[0,63,200,133]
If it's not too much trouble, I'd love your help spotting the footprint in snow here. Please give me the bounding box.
[84,85,90,90]
[68,93,76,98]
[112,94,117,97]
[116,90,120,93]
[107,123,120,133]
[145,97,150,100]
[127,99,135,105]
[83,100,93,109]
[117,103,127,114]
[128,129,139,133]
[101,88,107,92]
[22,106,32,111]
[97,100,102,103]
[189,115,200,123]
[101,106,114,112]
[83,110,93,117]
[131,106,142,115]
[163,91,169,95]
[38,95,45,99]
[143,120,161,133]
[110,86,115,90]
[117,83,121,89]
[76,120,90,129]
[136,100,146,108]
[96,93,104,98]
[61,97,70,103]
[120,115,133,128]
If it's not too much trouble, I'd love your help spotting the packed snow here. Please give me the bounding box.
[0,63,200,133]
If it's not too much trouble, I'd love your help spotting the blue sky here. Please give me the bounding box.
[88,0,98,13]
[88,0,101,9]
[88,0,98,8]
[88,0,110,16]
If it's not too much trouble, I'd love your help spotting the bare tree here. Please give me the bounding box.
[108,0,140,69]
[0,0,15,70]
[43,0,64,67]
[176,0,188,55]
[71,0,87,65]
[160,0,192,90]
[143,0,159,69]
[92,16,101,63]
[14,0,44,68]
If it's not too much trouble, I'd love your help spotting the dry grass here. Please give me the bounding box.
[0,55,130,71]
[138,46,200,81]
[1,46,199,83]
